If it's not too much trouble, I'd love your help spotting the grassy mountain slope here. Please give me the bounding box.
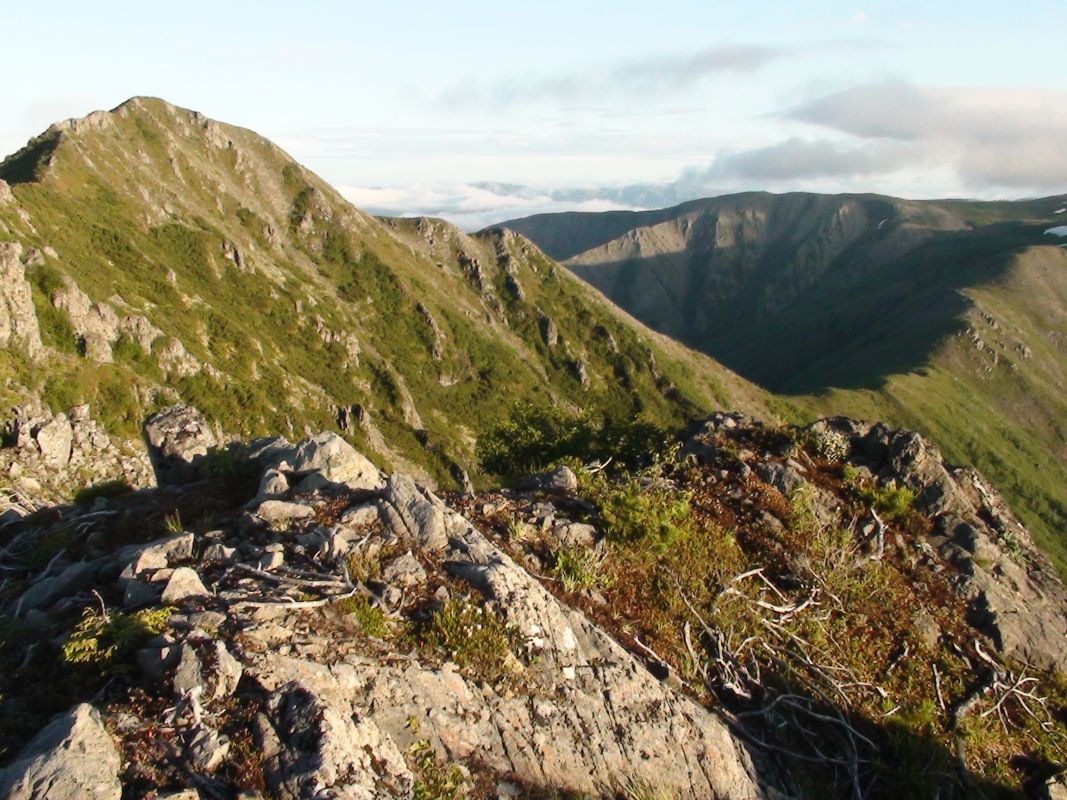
[0,98,771,487]
[499,193,1067,572]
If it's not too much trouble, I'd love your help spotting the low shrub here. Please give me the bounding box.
[413,599,525,685]
[62,606,172,673]
[550,546,611,592]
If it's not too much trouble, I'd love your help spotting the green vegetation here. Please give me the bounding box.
[843,467,916,521]
[409,738,464,800]
[477,403,672,478]
[581,470,692,552]
[405,718,466,800]
[521,423,1067,799]
[413,598,525,685]
[336,594,391,638]
[549,546,611,592]
[73,479,133,505]
[62,606,172,673]
[21,525,77,568]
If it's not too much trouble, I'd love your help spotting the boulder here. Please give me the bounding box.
[173,640,242,702]
[259,682,412,799]
[33,415,73,468]
[161,567,210,604]
[0,703,121,800]
[252,500,315,524]
[378,475,451,551]
[143,406,217,485]
[519,464,578,493]
[16,561,96,614]
[755,461,807,496]
[381,551,427,588]
[287,432,384,491]
[119,532,196,578]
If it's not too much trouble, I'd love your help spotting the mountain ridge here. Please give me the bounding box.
[497,192,1067,573]
[0,96,772,490]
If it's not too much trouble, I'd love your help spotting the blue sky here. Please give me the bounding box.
[4,1,1066,227]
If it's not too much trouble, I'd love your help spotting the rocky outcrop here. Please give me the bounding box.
[248,430,385,492]
[49,278,164,364]
[415,302,445,361]
[0,704,121,800]
[0,412,776,798]
[811,417,1067,673]
[539,311,559,348]
[245,472,769,799]
[0,243,43,360]
[142,405,218,485]
[0,403,153,516]
[5,406,1067,798]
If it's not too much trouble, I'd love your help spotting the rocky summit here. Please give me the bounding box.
[0,402,1066,799]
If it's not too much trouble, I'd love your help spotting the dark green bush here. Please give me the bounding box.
[477,403,671,477]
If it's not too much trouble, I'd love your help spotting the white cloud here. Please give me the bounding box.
[441,44,792,108]
[338,183,639,231]
[787,83,1067,190]
[706,137,908,181]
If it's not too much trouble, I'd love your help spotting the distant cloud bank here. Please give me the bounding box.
[339,81,1067,230]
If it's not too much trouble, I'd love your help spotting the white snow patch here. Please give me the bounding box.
[1054,208,1066,214]
[1044,226,1067,237]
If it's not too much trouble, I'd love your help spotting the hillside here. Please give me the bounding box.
[498,193,1067,572]
[0,98,769,494]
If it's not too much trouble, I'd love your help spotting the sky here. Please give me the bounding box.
[3,1,1066,229]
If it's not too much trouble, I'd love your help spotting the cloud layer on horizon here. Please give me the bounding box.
[340,81,1067,230]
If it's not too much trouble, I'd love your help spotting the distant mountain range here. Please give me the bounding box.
[499,192,1067,572]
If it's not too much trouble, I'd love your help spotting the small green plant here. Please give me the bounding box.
[409,738,464,800]
[477,403,672,478]
[336,594,390,638]
[62,605,172,673]
[163,510,183,533]
[787,483,821,533]
[199,444,256,485]
[504,518,534,543]
[808,428,849,464]
[415,599,525,684]
[346,549,382,583]
[583,472,692,552]
[405,717,464,800]
[845,472,916,521]
[550,546,612,592]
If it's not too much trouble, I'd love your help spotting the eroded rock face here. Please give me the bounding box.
[249,476,770,800]
[837,421,1067,673]
[0,243,43,360]
[0,704,121,800]
[143,405,218,485]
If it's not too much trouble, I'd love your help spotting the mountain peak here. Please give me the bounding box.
[0,97,253,187]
